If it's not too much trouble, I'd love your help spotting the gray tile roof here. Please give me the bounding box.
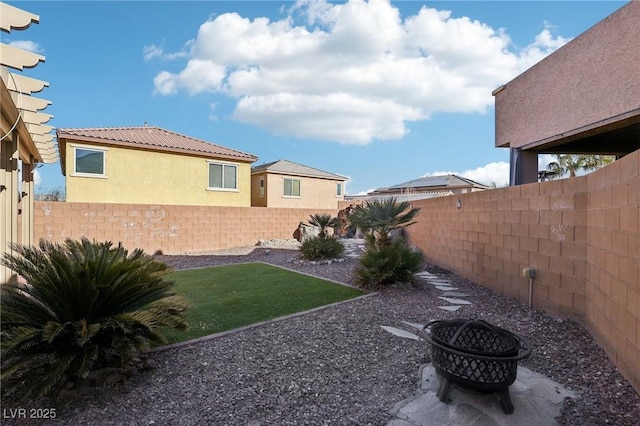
[251,159,347,181]
[56,126,258,162]
[372,174,490,193]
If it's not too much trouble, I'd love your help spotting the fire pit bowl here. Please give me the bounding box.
[423,318,532,414]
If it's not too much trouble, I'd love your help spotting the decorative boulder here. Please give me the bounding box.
[295,222,321,242]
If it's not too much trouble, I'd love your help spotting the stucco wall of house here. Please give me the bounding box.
[406,149,639,393]
[262,173,344,209]
[65,143,252,206]
[250,172,268,207]
[494,1,640,149]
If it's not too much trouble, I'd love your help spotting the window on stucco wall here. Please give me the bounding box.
[208,162,237,190]
[73,146,106,177]
[284,178,300,197]
[336,183,342,196]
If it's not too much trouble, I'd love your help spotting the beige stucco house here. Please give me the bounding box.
[251,159,347,209]
[58,126,258,206]
[1,2,57,283]
[494,1,639,185]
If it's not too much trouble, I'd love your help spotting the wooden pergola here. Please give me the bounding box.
[1,2,57,283]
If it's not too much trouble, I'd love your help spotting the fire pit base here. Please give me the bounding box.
[424,318,531,415]
[436,375,514,414]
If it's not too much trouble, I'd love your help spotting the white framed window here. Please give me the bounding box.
[283,178,300,197]
[336,183,342,196]
[259,177,265,197]
[73,146,106,177]
[208,162,237,190]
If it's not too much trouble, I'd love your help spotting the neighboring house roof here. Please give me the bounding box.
[346,191,454,203]
[57,126,258,174]
[370,174,490,194]
[251,159,347,181]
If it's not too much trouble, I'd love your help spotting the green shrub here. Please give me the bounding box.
[348,197,420,247]
[300,236,345,260]
[0,238,188,401]
[355,239,424,288]
[308,213,338,239]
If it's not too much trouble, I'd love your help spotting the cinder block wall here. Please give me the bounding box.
[585,152,639,392]
[34,203,335,255]
[407,149,639,393]
[408,178,589,319]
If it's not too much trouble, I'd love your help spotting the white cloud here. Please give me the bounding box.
[143,44,164,61]
[425,161,510,187]
[9,40,43,54]
[143,43,189,61]
[153,71,178,95]
[152,0,570,144]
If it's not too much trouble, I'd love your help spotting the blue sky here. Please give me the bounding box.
[6,0,626,195]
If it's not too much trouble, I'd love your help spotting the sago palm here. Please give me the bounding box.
[308,213,338,239]
[356,239,424,288]
[349,197,420,247]
[0,238,188,401]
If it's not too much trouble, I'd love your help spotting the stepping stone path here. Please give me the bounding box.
[340,238,367,258]
[381,270,474,341]
[335,242,475,341]
[413,271,473,314]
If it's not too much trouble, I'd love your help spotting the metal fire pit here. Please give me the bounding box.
[423,318,532,414]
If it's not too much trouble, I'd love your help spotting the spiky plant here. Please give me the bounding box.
[355,239,424,288]
[348,198,420,247]
[308,213,339,239]
[300,236,345,260]
[0,238,188,401]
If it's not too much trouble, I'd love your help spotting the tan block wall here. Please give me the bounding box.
[585,151,640,393]
[406,149,639,393]
[408,180,588,319]
[34,202,336,255]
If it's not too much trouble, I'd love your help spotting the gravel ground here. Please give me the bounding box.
[4,243,639,425]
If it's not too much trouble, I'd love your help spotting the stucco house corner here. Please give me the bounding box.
[251,159,347,210]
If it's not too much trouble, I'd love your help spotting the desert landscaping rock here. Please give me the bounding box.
[4,245,638,425]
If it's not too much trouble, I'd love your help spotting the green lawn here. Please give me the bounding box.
[161,262,364,344]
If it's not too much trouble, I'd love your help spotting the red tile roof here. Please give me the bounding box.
[56,126,258,162]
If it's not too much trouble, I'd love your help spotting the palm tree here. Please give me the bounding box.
[308,213,338,239]
[546,154,614,179]
[0,238,188,401]
[349,197,421,247]
[350,197,423,287]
